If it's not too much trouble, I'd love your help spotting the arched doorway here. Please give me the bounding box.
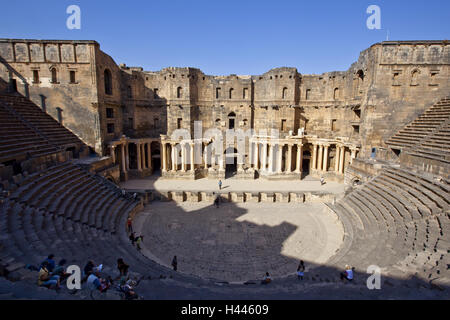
[224,147,238,178]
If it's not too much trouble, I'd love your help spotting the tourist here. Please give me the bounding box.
[340,265,354,282]
[213,193,220,208]
[83,260,95,279]
[172,256,178,271]
[127,217,133,233]
[261,272,272,285]
[129,232,137,246]
[52,259,69,282]
[136,235,143,251]
[320,176,325,186]
[120,279,139,300]
[40,254,56,273]
[297,260,305,280]
[117,258,129,277]
[133,192,138,200]
[87,266,110,292]
[37,261,60,290]
[218,180,222,190]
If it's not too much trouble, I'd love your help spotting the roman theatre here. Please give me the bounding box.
[0,39,449,298]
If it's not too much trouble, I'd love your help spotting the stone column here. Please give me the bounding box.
[147,142,152,170]
[312,144,318,170]
[136,143,142,171]
[253,142,259,169]
[323,145,329,172]
[287,144,293,173]
[190,143,195,172]
[203,145,208,169]
[110,146,116,164]
[262,142,268,171]
[339,146,345,174]
[350,148,358,164]
[141,143,146,169]
[161,142,167,172]
[268,143,274,173]
[171,143,177,171]
[121,144,127,173]
[125,143,130,171]
[219,155,224,170]
[295,144,302,173]
[317,144,323,171]
[277,144,283,173]
[335,145,340,172]
[181,143,186,172]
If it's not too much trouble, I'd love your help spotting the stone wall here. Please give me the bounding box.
[0,39,101,151]
[1,38,449,175]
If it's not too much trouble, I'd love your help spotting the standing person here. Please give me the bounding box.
[117,258,129,277]
[127,217,133,233]
[297,260,305,280]
[320,176,325,186]
[136,235,143,251]
[172,256,178,271]
[218,180,222,190]
[213,192,220,208]
[129,232,136,246]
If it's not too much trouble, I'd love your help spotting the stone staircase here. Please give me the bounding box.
[386,97,450,151]
[0,93,85,150]
[0,103,59,163]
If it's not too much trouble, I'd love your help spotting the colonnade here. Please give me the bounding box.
[310,143,359,174]
[250,141,303,174]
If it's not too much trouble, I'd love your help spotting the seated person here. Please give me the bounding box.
[120,279,139,300]
[261,272,272,285]
[37,261,60,289]
[52,259,69,282]
[87,266,110,292]
[83,260,95,280]
[340,265,354,282]
[40,254,56,273]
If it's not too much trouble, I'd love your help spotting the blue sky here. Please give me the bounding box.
[0,0,449,75]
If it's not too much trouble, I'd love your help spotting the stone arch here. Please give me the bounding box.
[333,87,339,100]
[50,67,58,83]
[282,87,288,99]
[410,68,420,86]
[228,112,236,130]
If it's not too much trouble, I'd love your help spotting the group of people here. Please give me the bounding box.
[34,254,139,299]
[37,255,69,290]
[128,218,144,250]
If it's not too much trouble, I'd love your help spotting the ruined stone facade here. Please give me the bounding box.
[1,39,448,181]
